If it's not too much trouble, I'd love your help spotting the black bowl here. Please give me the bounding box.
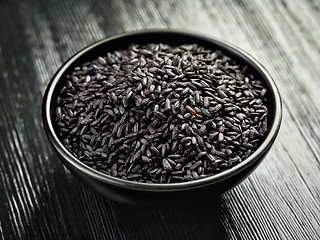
[42,30,282,206]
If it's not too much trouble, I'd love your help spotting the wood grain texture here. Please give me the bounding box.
[0,0,319,239]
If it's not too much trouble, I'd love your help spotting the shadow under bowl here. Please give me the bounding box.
[42,30,282,206]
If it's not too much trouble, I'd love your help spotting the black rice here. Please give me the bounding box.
[53,43,269,183]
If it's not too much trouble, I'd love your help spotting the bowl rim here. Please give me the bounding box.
[42,29,282,192]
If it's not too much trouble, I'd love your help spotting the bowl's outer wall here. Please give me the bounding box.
[43,30,282,204]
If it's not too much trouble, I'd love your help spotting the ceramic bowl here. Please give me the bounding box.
[42,30,282,206]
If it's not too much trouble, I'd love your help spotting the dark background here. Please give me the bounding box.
[0,0,319,239]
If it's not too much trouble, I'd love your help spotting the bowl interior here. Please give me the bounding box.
[44,30,282,191]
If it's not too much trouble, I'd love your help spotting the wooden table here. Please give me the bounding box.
[1,0,319,239]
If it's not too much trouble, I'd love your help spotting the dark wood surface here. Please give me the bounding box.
[1,0,319,239]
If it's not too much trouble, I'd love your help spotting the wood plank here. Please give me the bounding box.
[0,0,319,239]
